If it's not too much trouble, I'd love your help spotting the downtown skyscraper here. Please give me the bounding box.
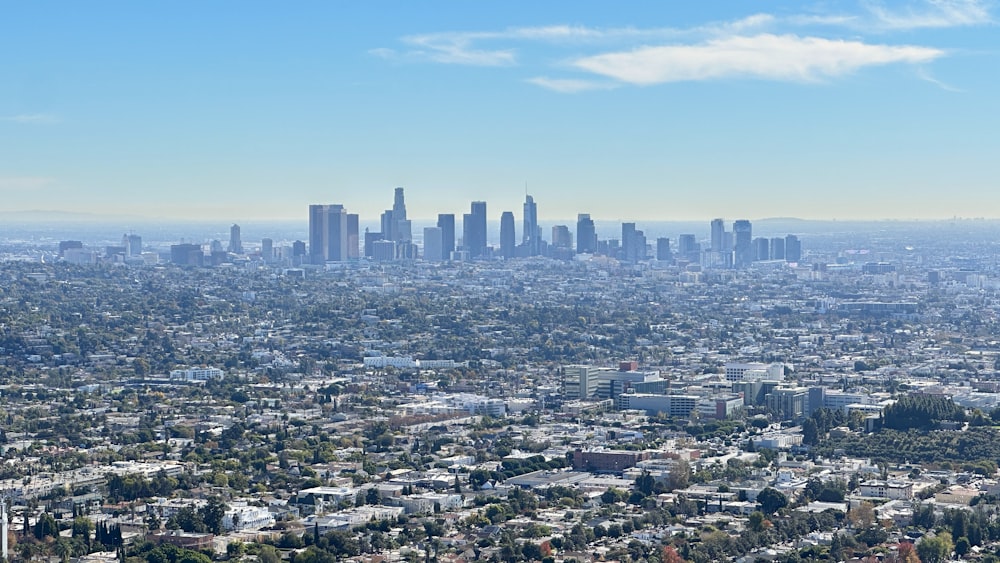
[463,201,487,258]
[309,204,349,263]
[381,187,412,245]
[500,211,516,259]
[437,213,455,259]
[733,219,753,268]
[522,194,540,257]
[576,213,596,254]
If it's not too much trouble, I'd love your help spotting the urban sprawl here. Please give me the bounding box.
[2,189,1000,563]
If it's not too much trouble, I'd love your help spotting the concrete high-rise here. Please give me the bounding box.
[656,237,671,261]
[423,227,443,261]
[308,204,349,263]
[710,218,725,253]
[122,233,142,257]
[347,214,360,259]
[437,214,455,259]
[733,220,753,268]
[753,237,770,261]
[261,238,273,262]
[228,224,243,254]
[309,204,327,263]
[576,214,596,254]
[621,222,646,262]
[522,194,539,256]
[380,187,412,245]
[677,234,699,263]
[564,364,603,400]
[770,237,785,260]
[785,234,802,262]
[621,222,636,261]
[500,211,516,259]
[463,201,487,258]
[364,230,384,258]
[551,225,572,249]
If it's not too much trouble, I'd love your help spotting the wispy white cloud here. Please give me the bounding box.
[786,14,863,27]
[368,47,397,60]
[865,0,992,30]
[572,34,944,85]
[1,113,60,124]
[375,5,980,90]
[526,77,617,93]
[916,66,965,91]
[0,177,54,190]
[385,16,780,67]
[388,14,776,66]
[400,32,517,66]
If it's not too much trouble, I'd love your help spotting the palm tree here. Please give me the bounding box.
[17,541,38,561]
[53,539,72,563]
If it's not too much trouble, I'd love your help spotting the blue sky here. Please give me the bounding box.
[1,1,998,222]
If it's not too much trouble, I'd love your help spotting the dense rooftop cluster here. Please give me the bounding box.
[2,221,1000,563]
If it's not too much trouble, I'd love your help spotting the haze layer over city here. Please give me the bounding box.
[4,2,1000,563]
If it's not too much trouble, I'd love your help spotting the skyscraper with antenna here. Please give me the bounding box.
[523,194,539,256]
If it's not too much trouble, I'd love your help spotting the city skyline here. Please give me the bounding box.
[3,1,1000,221]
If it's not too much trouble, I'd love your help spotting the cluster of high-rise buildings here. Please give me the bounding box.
[307,187,802,267]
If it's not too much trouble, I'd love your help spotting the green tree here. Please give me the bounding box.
[802,418,819,445]
[258,545,281,563]
[34,512,59,540]
[198,496,227,535]
[757,488,787,515]
[916,531,953,563]
[72,516,93,547]
[955,536,971,557]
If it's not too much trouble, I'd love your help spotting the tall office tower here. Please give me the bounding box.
[785,234,802,262]
[292,240,306,258]
[122,233,142,256]
[710,218,725,252]
[733,219,753,268]
[380,209,396,243]
[228,224,243,254]
[522,194,539,256]
[464,201,487,258]
[677,234,699,262]
[770,237,785,260]
[753,237,770,261]
[656,237,671,261]
[621,223,647,262]
[621,223,636,261]
[309,204,327,263]
[308,204,349,262]
[393,186,406,219]
[261,238,274,262]
[437,213,456,258]
[576,213,597,254]
[551,225,572,249]
[634,229,647,261]
[386,187,412,243]
[423,227,443,261]
[364,230,384,258]
[346,214,359,259]
[372,240,396,262]
[500,211,516,258]
[325,205,349,261]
